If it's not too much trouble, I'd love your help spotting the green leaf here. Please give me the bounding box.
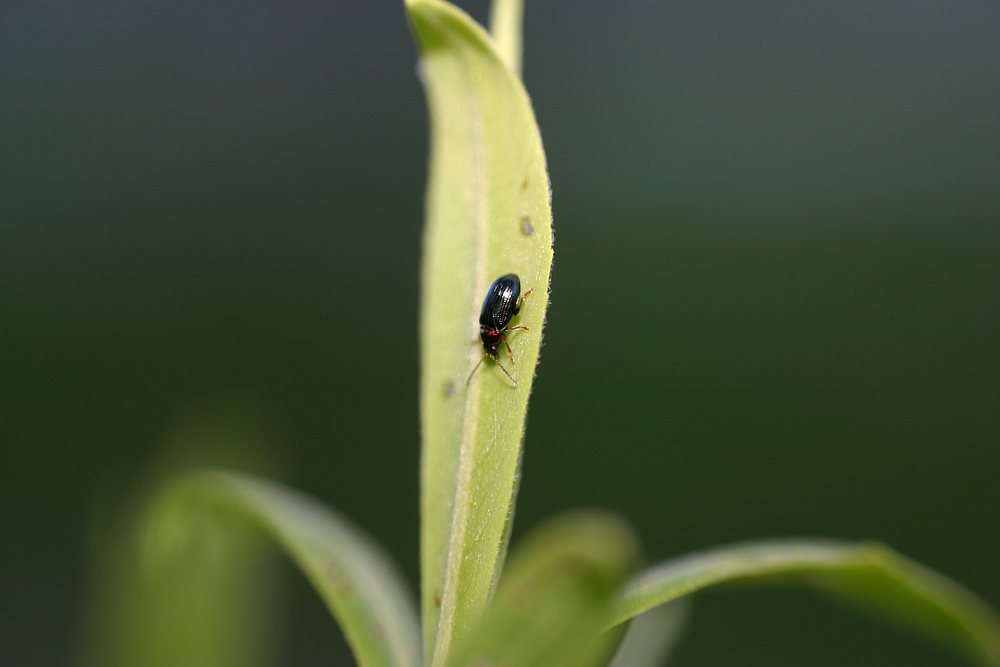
[82,482,283,667]
[145,470,421,667]
[605,602,688,667]
[608,538,1000,666]
[489,0,524,76]
[446,511,639,667]
[78,400,293,667]
[407,1,554,665]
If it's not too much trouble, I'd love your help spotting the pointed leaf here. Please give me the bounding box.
[146,470,421,667]
[608,539,1000,666]
[447,512,639,667]
[407,1,554,665]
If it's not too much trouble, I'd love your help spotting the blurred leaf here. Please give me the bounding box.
[143,470,421,667]
[82,486,281,667]
[407,0,554,665]
[78,398,289,667]
[447,511,639,667]
[489,0,524,76]
[608,539,1000,666]
[605,602,688,667]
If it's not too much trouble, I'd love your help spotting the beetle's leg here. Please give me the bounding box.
[513,288,533,315]
[500,324,529,362]
[496,333,513,363]
[494,358,516,384]
[467,351,517,385]
[500,330,531,364]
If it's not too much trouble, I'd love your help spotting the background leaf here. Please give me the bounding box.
[604,602,689,667]
[142,470,421,667]
[407,1,554,665]
[446,511,639,667]
[608,539,1000,666]
[488,0,524,76]
[77,400,292,667]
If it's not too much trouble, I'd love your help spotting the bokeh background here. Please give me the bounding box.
[2,1,997,665]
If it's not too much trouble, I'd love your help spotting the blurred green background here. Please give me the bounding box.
[2,1,997,665]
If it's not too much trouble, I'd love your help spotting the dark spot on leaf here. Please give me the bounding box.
[520,215,533,236]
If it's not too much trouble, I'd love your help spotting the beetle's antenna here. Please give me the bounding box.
[466,355,487,385]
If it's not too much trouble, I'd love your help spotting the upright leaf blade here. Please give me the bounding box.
[489,0,524,76]
[407,1,554,665]
[608,538,1000,666]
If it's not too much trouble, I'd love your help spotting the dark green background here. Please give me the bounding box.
[2,1,997,665]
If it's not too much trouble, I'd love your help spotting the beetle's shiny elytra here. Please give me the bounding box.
[468,273,532,385]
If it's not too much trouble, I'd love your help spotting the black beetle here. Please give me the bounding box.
[468,273,532,384]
